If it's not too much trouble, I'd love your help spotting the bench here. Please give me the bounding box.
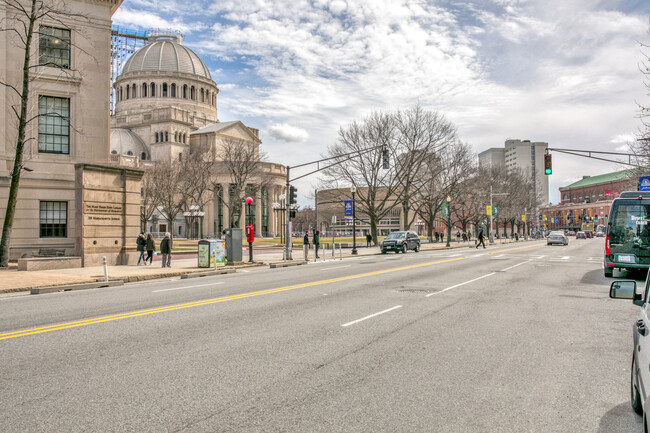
[37,248,66,257]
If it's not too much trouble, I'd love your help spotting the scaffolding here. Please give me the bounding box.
[110,25,149,114]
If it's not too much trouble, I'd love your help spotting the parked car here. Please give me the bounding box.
[609,275,650,428]
[567,231,576,236]
[604,191,650,277]
[596,231,605,238]
[546,231,568,246]
[380,231,420,254]
[576,231,587,239]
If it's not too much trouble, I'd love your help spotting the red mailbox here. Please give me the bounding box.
[246,224,255,243]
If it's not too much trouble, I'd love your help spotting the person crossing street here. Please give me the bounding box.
[476,229,486,249]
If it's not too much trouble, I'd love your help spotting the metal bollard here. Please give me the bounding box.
[102,256,108,282]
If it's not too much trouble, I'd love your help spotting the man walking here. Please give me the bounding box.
[366,233,372,247]
[313,230,320,259]
[136,232,146,265]
[476,229,486,249]
[303,231,310,261]
[160,232,172,268]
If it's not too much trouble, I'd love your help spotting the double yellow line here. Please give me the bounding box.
[1,256,467,341]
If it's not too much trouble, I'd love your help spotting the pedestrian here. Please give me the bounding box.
[462,232,467,242]
[313,230,320,258]
[434,232,439,242]
[136,232,146,265]
[145,233,155,264]
[366,233,372,247]
[476,229,486,249]
[160,232,171,268]
[303,230,310,261]
[456,232,461,242]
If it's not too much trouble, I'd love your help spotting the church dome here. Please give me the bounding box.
[110,128,149,159]
[121,32,211,80]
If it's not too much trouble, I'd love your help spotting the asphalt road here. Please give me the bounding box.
[0,238,644,432]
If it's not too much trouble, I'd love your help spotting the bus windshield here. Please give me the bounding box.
[609,202,650,245]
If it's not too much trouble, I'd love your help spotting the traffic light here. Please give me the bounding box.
[289,186,297,205]
[382,147,390,169]
[544,154,552,175]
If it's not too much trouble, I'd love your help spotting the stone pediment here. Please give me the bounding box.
[192,121,261,143]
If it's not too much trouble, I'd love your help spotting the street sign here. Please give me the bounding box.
[493,206,497,215]
[640,176,650,192]
[344,200,353,218]
[486,205,491,215]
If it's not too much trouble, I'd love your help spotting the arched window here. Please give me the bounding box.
[165,131,168,142]
[200,88,204,102]
[142,83,147,97]
[119,87,123,101]
[141,152,147,160]
[155,132,158,143]
[183,85,188,99]
[174,132,178,142]
[150,82,156,97]
[111,150,117,155]
[190,86,195,100]
[126,151,133,156]
[183,133,187,143]
[132,83,137,98]
[125,85,130,99]
[171,83,176,98]
[162,83,168,97]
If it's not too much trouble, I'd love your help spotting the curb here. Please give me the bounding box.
[31,280,124,295]
[269,261,308,268]
[180,268,236,279]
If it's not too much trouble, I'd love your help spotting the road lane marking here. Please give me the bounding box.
[320,265,351,271]
[500,260,532,272]
[152,282,224,293]
[488,243,545,254]
[0,257,466,340]
[341,305,402,327]
[426,273,497,297]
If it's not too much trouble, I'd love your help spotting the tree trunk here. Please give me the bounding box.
[402,202,410,231]
[0,0,36,267]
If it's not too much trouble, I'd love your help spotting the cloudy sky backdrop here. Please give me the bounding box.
[114,0,650,204]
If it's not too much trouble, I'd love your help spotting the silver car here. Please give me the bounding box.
[547,230,568,246]
[609,275,650,429]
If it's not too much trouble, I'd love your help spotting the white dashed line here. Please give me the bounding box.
[342,305,402,327]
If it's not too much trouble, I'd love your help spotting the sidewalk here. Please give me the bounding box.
[0,238,529,294]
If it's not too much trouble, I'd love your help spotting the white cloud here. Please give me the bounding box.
[266,123,309,143]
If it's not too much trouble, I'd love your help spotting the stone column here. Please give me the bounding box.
[222,183,231,228]
[255,192,262,236]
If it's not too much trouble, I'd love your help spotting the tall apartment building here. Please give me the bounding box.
[478,139,549,207]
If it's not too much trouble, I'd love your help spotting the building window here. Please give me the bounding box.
[132,83,137,98]
[40,201,67,238]
[142,83,147,97]
[183,85,188,99]
[154,132,158,143]
[165,131,168,142]
[126,85,130,99]
[261,187,269,237]
[162,83,168,97]
[174,131,178,142]
[38,96,70,154]
[191,86,195,100]
[150,82,156,97]
[141,152,147,160]
[39,26,70,68]
[171,83,176,97]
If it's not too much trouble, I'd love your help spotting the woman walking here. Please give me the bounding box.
[146,233,156,265]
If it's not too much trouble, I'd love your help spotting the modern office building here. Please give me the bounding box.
[478,139,549,207]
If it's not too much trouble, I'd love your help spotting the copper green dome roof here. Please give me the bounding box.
[121,32,211,80]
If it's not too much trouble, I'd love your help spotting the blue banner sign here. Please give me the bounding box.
[640,176,650,192]
[344,200,353,217]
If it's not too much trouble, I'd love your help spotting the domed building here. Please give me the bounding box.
[110,32,286,239]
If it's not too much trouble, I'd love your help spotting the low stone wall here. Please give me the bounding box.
[18,257,83,271]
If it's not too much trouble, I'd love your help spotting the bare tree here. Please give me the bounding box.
[212,138,270,229]
[151,159,190,245]
[0,0,93,266]
[292,206,315,234]
[394,105,459,230]
[140,169,159,233]
[322,110,401,244]
[182,144,217,238]
[416,140,475,241]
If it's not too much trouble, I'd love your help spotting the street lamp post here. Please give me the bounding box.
[446,196,451,248]
[351,185,358,255]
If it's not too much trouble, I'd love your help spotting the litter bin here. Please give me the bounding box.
[225,228,243,263]
[198,239,226,268]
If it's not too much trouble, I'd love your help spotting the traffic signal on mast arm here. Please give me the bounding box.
[544,154,552,175]
[289,186,297,205]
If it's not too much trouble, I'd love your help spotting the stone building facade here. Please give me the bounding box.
[109,32,286,238]
[0,0,127,260]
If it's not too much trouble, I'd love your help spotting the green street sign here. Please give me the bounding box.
[442,204,449,217]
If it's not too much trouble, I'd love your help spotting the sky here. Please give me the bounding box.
[113,0,650,205]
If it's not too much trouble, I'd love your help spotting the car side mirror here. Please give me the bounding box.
[609,280,643,305]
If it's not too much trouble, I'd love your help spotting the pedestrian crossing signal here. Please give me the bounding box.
[544,154,552,175]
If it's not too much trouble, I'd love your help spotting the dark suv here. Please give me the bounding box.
[380,231,421,254]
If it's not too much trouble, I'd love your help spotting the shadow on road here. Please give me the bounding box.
[598,402,642,433]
